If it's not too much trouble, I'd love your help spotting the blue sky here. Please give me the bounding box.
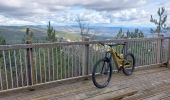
[0,0,169,27]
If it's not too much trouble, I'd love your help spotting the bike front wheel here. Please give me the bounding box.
[92,57,112,88]
[122,53,135,76]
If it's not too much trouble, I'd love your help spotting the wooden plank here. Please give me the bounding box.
[0,67,164,94]
[84,88,137,100]
[31,85,128,100]
[167,60,170,68]
[56,68,170,100]
[161,95,170,100]
[122,79,170,100]
[0,67,170,100]
[167,38,170,62]
[27,68,170,97]
[143,87,170,100]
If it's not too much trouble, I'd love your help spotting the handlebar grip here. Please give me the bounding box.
[98,42,105,46]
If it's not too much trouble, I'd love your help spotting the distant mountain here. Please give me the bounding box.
[0,26,47,44]
[0,25,170,44]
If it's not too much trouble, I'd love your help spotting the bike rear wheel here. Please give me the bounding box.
[92,57,112,88]
[122,53,135,76]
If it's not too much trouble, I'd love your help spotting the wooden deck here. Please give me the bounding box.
[1,67,170,100]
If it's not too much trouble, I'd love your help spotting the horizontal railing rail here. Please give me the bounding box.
[0,37,169,92]
[0,37,169,50]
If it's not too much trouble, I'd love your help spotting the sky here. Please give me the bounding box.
[0,0,169,27]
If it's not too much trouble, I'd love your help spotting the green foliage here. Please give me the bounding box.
[139,31,144,38]
[0,36,6,45]
[116,28,144,39]
[150,7,168,36]
[130,29,144,38]
[0,36,6,58]
[126,30,130,38]
[47,21,57,42]
[116,28,124,39]
[23,28,34,43]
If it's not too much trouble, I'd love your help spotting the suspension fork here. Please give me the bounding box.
[101,52,112,73]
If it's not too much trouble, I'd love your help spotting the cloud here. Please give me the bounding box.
[80,0,147,11]
[0,15,35,25]
[0,0,169,26]
[0,0,22,7]
[0,0,147,17]
[111,9,149,21]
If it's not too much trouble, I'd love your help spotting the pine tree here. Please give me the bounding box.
[0,36,6,45]
[130,32,135,38]
[139,31,144,38]
[47,21,56,42]
[150,7,167,36]
[23,28,34,43]
[116,28,124,39]
[134,28,139,38]
[126,30,130,38]
[125,28,144,39]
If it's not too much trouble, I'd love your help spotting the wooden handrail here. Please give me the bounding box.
[0,37,169,50]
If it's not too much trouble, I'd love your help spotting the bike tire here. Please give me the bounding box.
[92,57,112,88]
[122,53,135,76]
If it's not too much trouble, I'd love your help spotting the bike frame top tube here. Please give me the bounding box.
[99,42,126,68]
[107,48,124,68]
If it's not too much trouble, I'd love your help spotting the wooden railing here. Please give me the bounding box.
[0,37,169,92]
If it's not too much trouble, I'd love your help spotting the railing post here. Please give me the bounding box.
[157,38,162,64]
[167,37,170,67]
[26,40,34,90]
[82,37,90,76]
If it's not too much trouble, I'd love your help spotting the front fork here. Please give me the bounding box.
[104,52,124,73]
[100,52,111,74]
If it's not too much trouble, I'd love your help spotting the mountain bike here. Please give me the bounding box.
[92,42,135,88]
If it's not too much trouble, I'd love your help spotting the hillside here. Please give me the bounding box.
[0,26,81,44]
[1,25,169,44]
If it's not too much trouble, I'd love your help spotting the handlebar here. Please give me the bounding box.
[99,42,127,47]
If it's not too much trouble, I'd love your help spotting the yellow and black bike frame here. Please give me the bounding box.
[104,44,130,71]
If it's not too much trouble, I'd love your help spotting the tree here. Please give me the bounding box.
[0,36,6,45]
[115,28,144,39]
[47,21,56,42]
[116,28,124,39]
[23,28,34,43]
[126,30,131,38]
[134,28,139,34]
[150,7,168,37]
[76,15,90,40]
[139,31,144,38]
[129,28,144,38]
